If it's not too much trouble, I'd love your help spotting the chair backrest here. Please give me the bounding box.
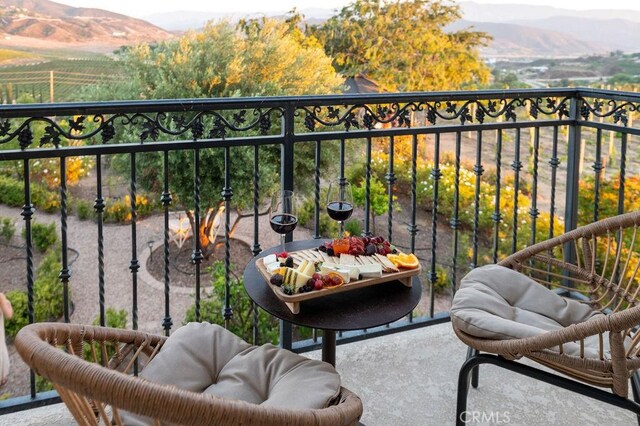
[15,323,363,426]
[499,211,640,314]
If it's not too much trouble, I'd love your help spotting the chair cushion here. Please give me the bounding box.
[451,264,605,357]
[122,322,340,425]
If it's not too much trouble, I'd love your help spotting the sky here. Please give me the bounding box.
[56,0,640,17]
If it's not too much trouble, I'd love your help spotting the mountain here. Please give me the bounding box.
[509,17,640,53]
[448,20,605,58]
[0,0,172,49]
[460,1,640,23]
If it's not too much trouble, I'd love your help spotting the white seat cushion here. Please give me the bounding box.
[122,322,340,425]
[451,264,605,357]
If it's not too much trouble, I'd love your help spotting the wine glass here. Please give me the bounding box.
[270,190,297,253]
[326,179,353,236]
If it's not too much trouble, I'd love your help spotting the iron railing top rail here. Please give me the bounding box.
[0,87,594,118]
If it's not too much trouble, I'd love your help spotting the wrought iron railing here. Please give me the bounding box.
[0,87,639,413]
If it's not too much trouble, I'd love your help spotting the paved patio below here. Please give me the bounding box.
[2,322,636,425]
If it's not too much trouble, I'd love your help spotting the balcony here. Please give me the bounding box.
[0,87,639,423]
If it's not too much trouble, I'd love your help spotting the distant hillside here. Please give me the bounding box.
[448,20,605,58]
[0,0,172,48]
[510,17,640,53]
[460,1,640,23]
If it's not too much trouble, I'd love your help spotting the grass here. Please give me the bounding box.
[0,48,36,63]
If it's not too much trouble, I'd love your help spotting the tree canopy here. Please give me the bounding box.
[309,0,491,91]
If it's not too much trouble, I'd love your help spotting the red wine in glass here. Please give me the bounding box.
[270,213,298,234]
[270,190,297,252]
[326,201,353,222]
[326,179,354,235]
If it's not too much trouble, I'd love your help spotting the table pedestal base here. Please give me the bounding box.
[322,330,336,366]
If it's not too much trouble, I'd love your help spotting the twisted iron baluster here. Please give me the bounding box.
[339,139,346,236]
[386,136,396,242]
[492,130,503,264]
[449,132,462,310]
[429,133,441,315]
[129,153,139,332]
[618,132,627,216]
[161,150,173,336]
[192,148,202,322]
[21,158,36,398]
[549,126,560,240]
[409,134,419,254]
[252,145,261,344]
[364,137,372,236]
[471,131,484,270]
[529,127,540,246]
[223,146,234,328]
[547,126,561,285]
[593,128,603,223]
[94,154,106,327]
[314,140,321,239]
[59,157,71,323]
[511,128,522,254]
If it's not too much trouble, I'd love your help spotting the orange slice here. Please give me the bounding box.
[324,272,345,288]
[387,253,419,269]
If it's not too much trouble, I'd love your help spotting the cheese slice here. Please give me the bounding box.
[357,263,383,278]
[263,254,278,267]
[282,267,312,289]
[297,260,309,273]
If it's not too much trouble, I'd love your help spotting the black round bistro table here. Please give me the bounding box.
[243,239,422,366]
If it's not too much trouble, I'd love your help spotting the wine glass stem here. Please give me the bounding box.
[280,234,286,253]
[339,221,344,237]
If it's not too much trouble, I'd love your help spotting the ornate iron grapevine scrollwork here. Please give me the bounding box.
[0,107,284,149]
[579,96,639,126]
[296,96,572,132]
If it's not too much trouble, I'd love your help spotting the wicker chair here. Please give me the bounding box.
[15,323,363,426]
[452,211,640,426]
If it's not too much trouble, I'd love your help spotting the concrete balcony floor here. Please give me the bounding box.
[2,322,636,425]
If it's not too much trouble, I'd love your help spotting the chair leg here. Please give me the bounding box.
[467,347,480,388]
[457,353,640,425]
[632,371,640,426]
[456,350,483,426]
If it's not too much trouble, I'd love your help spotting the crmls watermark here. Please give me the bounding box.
[460,411,511,424]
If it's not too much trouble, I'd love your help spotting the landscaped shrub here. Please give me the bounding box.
[33,248,66,323]
[344,218,362,237]
[297,190,339,238]
[185,261,279,345]
[0,175,60,212]
[0,217,15,242]
[104,194,156,223]
[75,199,93,220]
[26,222,58,253]
[4,290,28,339]
[4,248,67,340]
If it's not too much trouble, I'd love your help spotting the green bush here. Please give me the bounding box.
[4,248,67,339]
[75,199,94,220]
[4,290,28,339]
[33,248,66,322]
[0,175,60,213]
[297,191,339,238]
[344,218,362,236]
[25,222,57,253]
[0,217,15,242]
[185,261,279,345]
[103,194,156,223]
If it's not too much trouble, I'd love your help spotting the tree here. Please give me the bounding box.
[93,18,343,258]
[309,0,491,91]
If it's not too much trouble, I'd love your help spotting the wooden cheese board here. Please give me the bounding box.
[256,249,421,314]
